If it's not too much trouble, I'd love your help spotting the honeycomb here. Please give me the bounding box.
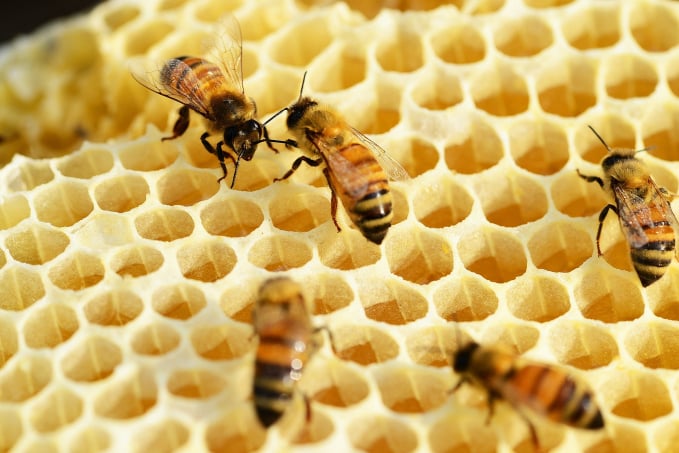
[2,0,679,451]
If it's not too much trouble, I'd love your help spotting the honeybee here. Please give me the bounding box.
[132,19,293,188]
[453,341,605,446]
[577,125,679,286]
[274,74,409,245]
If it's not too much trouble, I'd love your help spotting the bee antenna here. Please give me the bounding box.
[297,71,308,101]
[587,125,612,152]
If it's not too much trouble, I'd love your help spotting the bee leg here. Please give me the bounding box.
[273,156,323,182]
[576,169,604,188]
[162,105,190,141]
[260,125,298,152]
[596,204,618,256]
[513,408,541,452]
[323,167,341,232]
[200,133,236,185]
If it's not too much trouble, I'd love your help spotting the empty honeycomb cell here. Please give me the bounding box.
[624,321,679,369]
[429,412,497,453]
[200,197,263,237]
[304,359,369,408]
[561,3,620,50]
[177,240,236,281]
[308,272,354,314]
[0,195,30,229]
[433,275,498,322]
[413,177,473,228]
[9,160,54,192]
[48,251,105,290]
[385,228,453,284]
[24,304,79,349]
[0,355,51,402]
[236,1,292,41]
[361,105,401,135]
[0,408,22,452]
[292,409,334,445]
[646,269,679,321]
[94,174,150,213]
[118,138,178,172]
[640,106,679,161]
[470,63,529,116]
[0,317,17,367]
[0,267,45,311]
[5,225,70,265]
[134,208,194,241]
[157,169,220,206]
[204,406,265,453]
[131,322,181,355]
[494,14,553,57]
[269,190,331,232]
[166,369,226,398]
[410,70,463,111]
[604,54,658,100]
[33,181,93,227]
[551,171,608,217]
[537,55,596,117]
[69,426,111,453]
[386,135,438,178]
[268,16,332,67]
[331,325,399,365]
[586,423,648,453]
[131,419,189,453]
[248,235,311,271]
[573,272,644,323]
[508,119,569,175]
[405,326,463,368]
[375,27,423,73]
[527,222,593,272]
[84,290,144,326]
[457,227,527,283]
[374,365,449,413]
[231,160,282,192]
[152,283,206,320]
[93,369,157,419]
[101,4,140,31]
[576,116,636,163]
[603,371,672,422]
[390,187,409,226]
[57,148,114,179]
[347,414,418,453]
[358,278,428,324]
[506,275,570,322]
[629,2,679,52]
[317,232,381,270]
[444,117,503,174]
[655,419,679,453]
[190,323,252,360]
[479,321,541,355]
[430,23,486,64]
[61,336,122,382]
[309,47,366,93]
[547,320,618,369]
[110,245,164,277]
[29,387,82,432]
[123,20,174,56]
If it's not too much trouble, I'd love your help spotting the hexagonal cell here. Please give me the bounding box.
[0,354,51,402]
[429,412,498,453]
[292,409,334,446]
[201,196,263,237]
[317,231,381,270]
[413,175,473,228]
[130,322,181,356]
[69,426,111,453]
[123,19,174,55]
[385,227,453,284]
[190,323,252,361]
[308,45,366,93]
[5,224,69,265]
[33,180,93,227]
[405,325,471,368]
[585,422,647,453]
[152,283,206,320]
[268,16,333,67]
[508,119,569,175]
[231,159,281,192]
[573,271,644,323]
[9,160,54,191]
[470,63,529,116]
[134,207,194,241]
[527,222,593,272]
[575,115,636,164]
[0,316,17,367]
[61,336,122,382]
[177,240,237,282]
[57,148,114,178]
[551,170,608,217]
[303,272,353,315]
[94,174,150,213]
[547,320,618,369]
[29,387,82,432]
[304,360,369,408]
[561,3,620,50]
[0,195,30,229]
[383,134,437,178]
[410,69,463,111]
[478,322,541,356]
[331,325,399,365]
[84,290,144,326]
[537,54,596,117]
[157,169,220,206]
[357,278,428,325]
[375,26,424,73]
[48,251,105,290]
[101,3,140,31]
[24,304,79,349]
[0,408,22,452]
[473,169,548,227]
[119,134,178,171]
[0,266,45,311]
[629,2,679,52]
[654,419,679,453]
[248,235,312,271]
[110,245,164,278]
[167,369,226,399]
[444,116,503,174]
[458,227,528,283]
[602,370,672,421]
[94,369,157,419]
[204,406,266,453]
[624,321,679,369]
[433,274,498,322]
[494,14,553,57]
[131,419,189,453]
[604,54,658,99]
[347,414,418,453]
[430,22,486,64]
[640,103,679,161]
[269,189,331,232]
[506,275,570,322]
[374,365,449,414]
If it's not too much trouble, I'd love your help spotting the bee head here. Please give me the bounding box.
[453,342,479,373]
[286,97,317,130]
[601,151,636,173]
[225,119,263,161]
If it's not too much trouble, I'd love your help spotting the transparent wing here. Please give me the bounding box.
[207,15,245,94]
[350,127,410,181]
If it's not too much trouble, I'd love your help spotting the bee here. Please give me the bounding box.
[132,19,293,188]
[453,341,605,446]
[252,277,316,428]
[577,125,679,286]
[274,74,409,245]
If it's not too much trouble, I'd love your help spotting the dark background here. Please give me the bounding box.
[1,1,102,43]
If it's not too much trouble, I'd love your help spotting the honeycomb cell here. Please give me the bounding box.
[494,14,553,57]
[625,321,679,369]
[361,102,401,135]
[33,180,93,227]
[131,419,189,453]
[0,267,45,311]
[551,171,608,217]
[24,304,79,349]
[385,228,453,284]
[269,190,331,232]
[205,406,265,453]
[390,187,409,226]
[29,387,82,432]
[508,119,569,175]
[292,409,334,445]
[537,55,596,117]
[309,45,366,93]
[190,323,252,360]
[573,272,644,323]
[152,284,206,320]
[458,227,527,283]
[269,16,332,67]
[385,135,437,178]
[640,104,679,161]
[231,159,281,192]
[134,208,194,241]
[506,275,570,322]
[585,422,647,453]
[347,415,418,453]
[0,408,22,452]
[157,169,220,206]
[123,19,174,55]
[177,240,236,281]
[306,272,353,314]
[318,231,381,270]
[547,320,618,369]
[429,412,497,453]
[9,160,54,191]
[305,360,369,408]
[413,175,473,228]
[0,195,30,229]
[84,290,144,326]
[248,235,311,271]
[470,63,529,116]
[561,3,620,50]
[629,2,679,52]
[645,268,679,321]
[655,419,679,453]
[101,4,140,31]
[410,70,463,111]
[430,23,486,64]
[118,137,178,172]
[433,275,498,322]
[604,54,658,100]
[0,355,51,402]
[111,245,164,278]
[375,27,423,73]
[374,365,448,413]
[131,322,181,356]
[193,0,245,22]
[57,148,114,178]
[603,371,672,421]
[167,369,225,398]
[94,174,150,212]
[93,369,157,419]
[405,326,463,368]
[69,426,111,453]
[61,336,122,382]
[444,116,503,174]
[0,317,17,367]
[201,197,263,237]
[358,278,428,325]
[478,322,541,355]
[5,225,69,265]
[48,251,105,290]
[332,325,399,365]
[576,115,636,163]
[528,222,593,272]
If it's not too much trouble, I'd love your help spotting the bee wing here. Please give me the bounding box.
[207,15,246,94]
[350,127,411,181]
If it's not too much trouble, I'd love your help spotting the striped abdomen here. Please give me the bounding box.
[627,200,675,287]
[161,56,225,101]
